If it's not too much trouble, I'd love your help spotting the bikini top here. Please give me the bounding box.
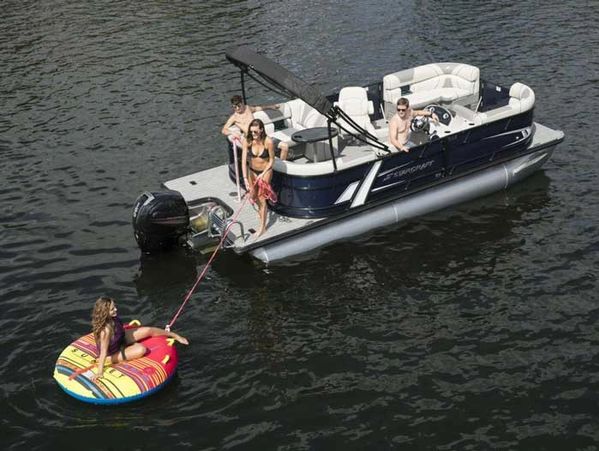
[250,143,269,160]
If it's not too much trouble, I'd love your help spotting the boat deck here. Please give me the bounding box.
[163,122,561,254]
[163,166,318,252]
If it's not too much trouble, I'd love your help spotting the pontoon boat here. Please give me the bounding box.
[132,46,564,263]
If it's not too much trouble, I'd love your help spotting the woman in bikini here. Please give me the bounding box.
[241,118,276,237]
[91,296,188,381]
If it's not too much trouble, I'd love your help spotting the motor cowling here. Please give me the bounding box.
[132,191,190,253]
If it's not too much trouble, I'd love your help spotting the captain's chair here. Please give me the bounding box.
[334,87,377,140]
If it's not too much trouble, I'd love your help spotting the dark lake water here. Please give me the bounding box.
[2,1,599,449]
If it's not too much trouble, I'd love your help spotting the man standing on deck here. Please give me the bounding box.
[221,95,289,160]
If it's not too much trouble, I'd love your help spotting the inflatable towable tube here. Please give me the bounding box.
[53,320,179,405]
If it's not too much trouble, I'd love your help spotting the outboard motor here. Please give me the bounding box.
[132,191,190,253]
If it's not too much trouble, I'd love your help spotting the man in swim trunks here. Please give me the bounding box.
[389,97,438,152]
[221,95,289,160]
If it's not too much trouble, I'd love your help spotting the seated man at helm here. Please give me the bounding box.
[389,97,437,153]
[221,95,289,160]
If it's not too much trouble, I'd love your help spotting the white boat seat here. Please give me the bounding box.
[334,86,377,138]
[383,63,480,117]
[477,82,535,124]
[225,109,290,141]
[263,99,329,148]
[404,88,470,109]
[285,99,327,128]
[252,109,290,135]
[509,82,535,112]
[269,127,302,147]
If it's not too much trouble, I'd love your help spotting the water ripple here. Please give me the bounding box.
[3,0,599,449]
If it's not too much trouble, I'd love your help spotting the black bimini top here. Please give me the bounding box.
[225,46,333,116]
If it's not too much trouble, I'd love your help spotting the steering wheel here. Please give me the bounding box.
[410,116,430,133]
[425,104,452,126]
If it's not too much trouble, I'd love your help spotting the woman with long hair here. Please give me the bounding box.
[91,296,188,380]
[241,118,276,237]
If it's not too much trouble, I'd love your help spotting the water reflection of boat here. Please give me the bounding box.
[132,47,564,263]
[134,251,198,301]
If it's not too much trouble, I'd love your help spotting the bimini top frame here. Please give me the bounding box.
[225,46,391,164]
[225,46,332,115]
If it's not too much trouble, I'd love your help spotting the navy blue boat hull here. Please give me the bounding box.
[227,109,533,219]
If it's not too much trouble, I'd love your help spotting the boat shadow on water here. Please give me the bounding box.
[134,250,199,303]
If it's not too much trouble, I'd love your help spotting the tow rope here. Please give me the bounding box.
[165,193,251,331]
[165,138,280,331]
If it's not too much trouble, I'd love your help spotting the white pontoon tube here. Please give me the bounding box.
[250,146,557,263]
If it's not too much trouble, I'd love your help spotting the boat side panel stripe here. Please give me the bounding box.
[335,181,359,204]
[351,161,382,208]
